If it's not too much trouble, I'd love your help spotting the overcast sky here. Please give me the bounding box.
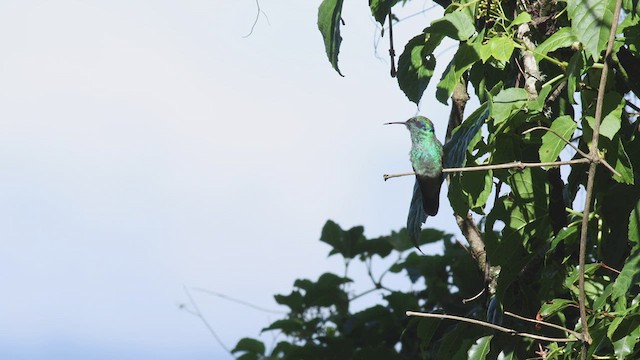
[0,1,456,359]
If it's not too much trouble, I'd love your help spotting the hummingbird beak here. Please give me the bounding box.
[384,121,407,126]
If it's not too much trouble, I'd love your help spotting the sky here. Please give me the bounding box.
[0,1,456,359]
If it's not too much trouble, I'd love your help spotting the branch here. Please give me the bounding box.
[577,0,624,352]
[191,287,286,314]
[243,0,270,38]
[504,311,583,340]
[181,286,232,354]
[384,158,591,180]
[406,311,579,343]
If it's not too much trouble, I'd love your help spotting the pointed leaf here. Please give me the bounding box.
[428,10,476,40]
[566,51,586,104]
[436,43,481,104]
[567,0,617,60]
[232,338,266,355]
[612,248,640,301]
[487,36,516,63]
[318,0,345,76]
[468,336,493,360]
[539,115,577,163]
[369,0,400,25]
[491,88,529,125]
[397,32,442,104]
[534,28,577,62]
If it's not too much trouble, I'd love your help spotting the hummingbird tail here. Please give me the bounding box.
[417,173,444,216]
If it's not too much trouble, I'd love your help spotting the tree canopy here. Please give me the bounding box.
[233,0,640,358]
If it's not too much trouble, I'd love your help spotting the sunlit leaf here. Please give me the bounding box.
[318,0,345,76]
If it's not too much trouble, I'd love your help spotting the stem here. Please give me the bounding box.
[384,158,591,180]
[406,311,579,343]
[577,0,624,355]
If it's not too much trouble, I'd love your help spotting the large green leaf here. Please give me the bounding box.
[397,32,442,104]
[612,249,640,301]
[566,0,617,60]
[369,0,400,25]
[534,28,578,63]
[467,335,493,360]
[318,0,345,76]
[436,43,481,104]
[428,10,476,41]
[585,92,624,140]
[630,199,640,245]
[232,338,266,356]
[539,115,577,163]
[491,88,529,125]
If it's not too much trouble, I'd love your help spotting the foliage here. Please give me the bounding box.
[237,0,640,358]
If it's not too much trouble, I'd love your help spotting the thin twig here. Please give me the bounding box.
[182,286,232,354]
[406,311,578,342]
[383,158,591,180]
[192,287,286,314]
[523,126,590,159]
[243,0,270,38]
[504,311,583,340]
[462,288,485,303]
[577,0,624,352]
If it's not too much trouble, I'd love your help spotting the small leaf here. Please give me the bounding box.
[539,298,575,317]
[467,335,493,360]
[318,0,345,76]
[487,36,516,63]
[428,10,476,40]
[539,115,577,163]
[232,338,266,355]
[629,199,640,245]
[510,12,532,27]
[566,51,586,104]
[534,28,578,63]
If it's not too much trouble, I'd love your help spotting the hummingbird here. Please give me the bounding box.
[386,116,444,249]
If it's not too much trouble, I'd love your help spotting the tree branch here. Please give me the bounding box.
[577,0,624,353]
[503,311,583,340]
[406,311,579,343]
[384,158,591,180]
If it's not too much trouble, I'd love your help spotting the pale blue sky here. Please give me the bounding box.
[0,1,454,359]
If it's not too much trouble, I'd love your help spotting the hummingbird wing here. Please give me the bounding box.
[407,180,427,253]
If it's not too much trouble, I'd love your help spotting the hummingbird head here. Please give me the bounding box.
[385,116,434,133]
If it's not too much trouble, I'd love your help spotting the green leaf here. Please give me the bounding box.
[262,319,303,333]
[566,51,586,104]
[461,169,493,213]
[534,28,578,63]
[369,0,400,25]
[547,224,579,254]
[428,10,476,40]
[510,12,532,27]
[491,88,529,125]
[539,115,577,163]
[566,0,617,60]
[630,199,640,245]
[444,102,489,168]
[436,43,481,104]
[467,335,493,360]
[232,338,266,355]
[487,36,516,63]
[539,298,575,317]
[613,335,636,358]
[318,0,345,76]
[612,249,640,301]
[397,32,442,104]
[585,93,624,140]
[320,220,366,259]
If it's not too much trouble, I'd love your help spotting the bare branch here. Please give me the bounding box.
[406,311,579,343]
[384,158,591,180]
[243,0,270,38]
[577,0,625,352]
[504,311,583,340]
[181,286,232,354]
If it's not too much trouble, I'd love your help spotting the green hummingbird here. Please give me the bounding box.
[386,116,444,248]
